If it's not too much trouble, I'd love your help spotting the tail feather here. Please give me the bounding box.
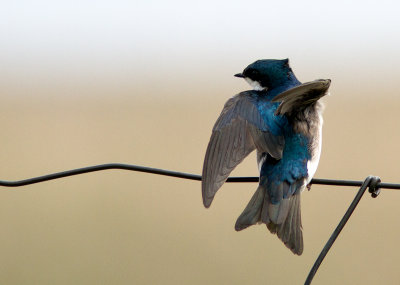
[235,185,265,231]
[263,197,291,225]
[236,185,303,255]
[274,194,303,255]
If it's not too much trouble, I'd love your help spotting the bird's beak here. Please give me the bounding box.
[234,73,244,78]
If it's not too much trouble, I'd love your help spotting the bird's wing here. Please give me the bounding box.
[272,79,330,115]
[202,91,284,208]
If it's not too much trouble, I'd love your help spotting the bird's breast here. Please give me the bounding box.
[302,106,323,183]
[306,123,322,183]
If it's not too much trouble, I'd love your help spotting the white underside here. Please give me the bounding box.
[306,113,323,184]
[245,77,266,91]
[306,152,320,184]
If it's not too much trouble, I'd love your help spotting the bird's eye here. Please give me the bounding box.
[250,69,259,76]
[246,69,259,78]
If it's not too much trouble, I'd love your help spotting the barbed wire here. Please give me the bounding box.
[0,163,396,284]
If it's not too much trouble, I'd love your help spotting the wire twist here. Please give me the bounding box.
[304,175,381,284]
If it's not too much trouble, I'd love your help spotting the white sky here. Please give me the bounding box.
[1,0,400,95]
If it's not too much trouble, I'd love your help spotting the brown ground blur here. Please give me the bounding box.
[0,80,399,284]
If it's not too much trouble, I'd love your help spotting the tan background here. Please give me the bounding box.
[1,1,400,284]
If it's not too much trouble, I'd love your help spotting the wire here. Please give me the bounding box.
[0,163,399,189]
[304,176,381,285]
[0,163,394,284]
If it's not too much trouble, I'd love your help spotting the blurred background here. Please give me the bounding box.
[1,0,400,284]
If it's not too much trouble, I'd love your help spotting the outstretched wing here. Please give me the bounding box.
[272,79,330,115]
[202,91,284,208]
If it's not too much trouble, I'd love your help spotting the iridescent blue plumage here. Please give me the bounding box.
[262,133,310,183]
[202,59,330,255]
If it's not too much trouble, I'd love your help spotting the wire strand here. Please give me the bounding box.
[304,175,381,284]
[0,163,395,284]
[0,163,399,189]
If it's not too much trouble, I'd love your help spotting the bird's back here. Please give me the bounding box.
[201,58,330,255]
[236,84,325,255]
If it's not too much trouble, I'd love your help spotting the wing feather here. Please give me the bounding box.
[272,79,330,116]
[202,92,284,208]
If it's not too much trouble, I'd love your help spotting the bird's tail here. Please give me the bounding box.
[235,186,303,255]
[235,185,265,231]
[265,194,303,255]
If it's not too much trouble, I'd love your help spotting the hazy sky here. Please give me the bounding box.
[1,0,400,96]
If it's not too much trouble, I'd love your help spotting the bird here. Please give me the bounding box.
[201,59,330,255]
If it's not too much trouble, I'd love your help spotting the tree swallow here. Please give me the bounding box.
[202,59,330,255]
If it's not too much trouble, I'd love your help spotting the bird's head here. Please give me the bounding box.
[235,59,295,91]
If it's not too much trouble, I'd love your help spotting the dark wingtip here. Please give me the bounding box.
[289,244,303,255]
[234,220,249,231]
[202,196,213,208]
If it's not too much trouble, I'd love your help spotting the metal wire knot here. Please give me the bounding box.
[305,175,382,284]
[368,175,381,198]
